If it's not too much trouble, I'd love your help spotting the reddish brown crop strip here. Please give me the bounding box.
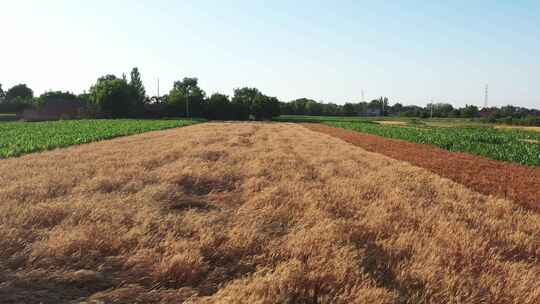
[302,123,540,211]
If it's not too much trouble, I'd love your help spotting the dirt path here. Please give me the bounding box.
[302,123,540,211]
[1,123,539,303]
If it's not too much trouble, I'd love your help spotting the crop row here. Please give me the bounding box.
[325,121,540,166]
[0,119,198,158]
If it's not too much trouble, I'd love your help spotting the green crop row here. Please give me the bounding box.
[0,119,199,158]
[325,121,540,166]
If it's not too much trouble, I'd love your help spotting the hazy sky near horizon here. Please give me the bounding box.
[1,0,539,108]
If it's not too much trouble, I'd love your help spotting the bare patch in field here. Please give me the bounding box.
[375,120,407,126]
[0,123,539,303]
[495,125,540,132]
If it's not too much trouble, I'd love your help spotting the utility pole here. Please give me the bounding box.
[484,84,489,108]
[430,98,434,118]
[186,96,190,118]
[361,90,365,102]
[156,78,160,101]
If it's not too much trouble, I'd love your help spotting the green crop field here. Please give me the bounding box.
[0,119,199,158]
[325,120,540,166]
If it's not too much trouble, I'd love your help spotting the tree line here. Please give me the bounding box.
[1,68,539,125]
[281,98,538,119]
[0,68,280,120]
[280,98,540,125]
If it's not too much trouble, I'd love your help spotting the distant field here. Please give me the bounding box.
[276,115,490,127]
[0,119,199,158]
[0,113,17,122]
[275,115,373,123]
[329,121,540,165]
[277,115,540,165]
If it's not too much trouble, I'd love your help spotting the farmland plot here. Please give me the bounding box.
[303,123,540,211]
[0,123,539,303]
[325,120,540,166]
[0,119,198,158]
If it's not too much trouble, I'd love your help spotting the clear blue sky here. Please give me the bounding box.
[1,0,539,108]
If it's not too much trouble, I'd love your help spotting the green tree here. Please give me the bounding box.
[268,96,281,118]
[323,103,341,116]
[305,100,324,116]
[90,75,134,118]
[0,84,5,99]
[167,77,206,117]
[37,91,80,108]
[231,87,261,120]
[287,98,311,115]
[391,102,404,115]
[251,95,280,120]
[206,93,233,120]
[39,91,78,101]
[129,67,146,103]
[5,84,33,101]
[343,103,356,116]
[462,104,479,118]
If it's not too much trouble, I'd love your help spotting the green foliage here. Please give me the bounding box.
[326,121,540,166]
[461,104,479,118]
[231,87,260,120]
[129,67,146,104]
[342,103,356,116]
[36,91,81,107]
[206,93,233,120]
[481,106,540,126]
[0,119,198,158]
[39,91,78,100]
[0,84,34,113]
[0,99,33,113]
[5,84,33,101]
[252,95,280,120]
[90,75,136,118]
[231,87,280,120]
[167,77,206,117]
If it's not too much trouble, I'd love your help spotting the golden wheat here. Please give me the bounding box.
[0,122,538,303]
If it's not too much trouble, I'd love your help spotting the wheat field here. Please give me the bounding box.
[0,123,539,303]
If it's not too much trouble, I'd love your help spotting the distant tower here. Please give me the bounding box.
[484,84,489,108]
